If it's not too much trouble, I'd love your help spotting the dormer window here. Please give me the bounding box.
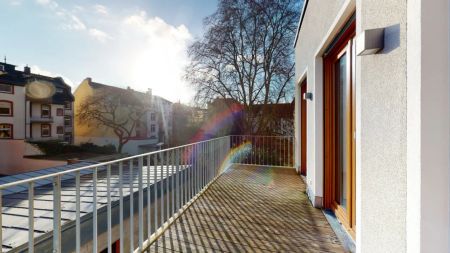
[56,88,64,94]
[0,65,4,72]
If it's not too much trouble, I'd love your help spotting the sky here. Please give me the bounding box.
[0,0,218,103]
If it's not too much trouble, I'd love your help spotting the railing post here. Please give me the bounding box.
[107,165,112,253]
[92,168,97,253]
[28,182,34,253]
[147,155,151,241]
[53,175,61,253]
[119,162,124,253]
[138,156,144,250]
[75,171,80,253]
[129,160,134,252]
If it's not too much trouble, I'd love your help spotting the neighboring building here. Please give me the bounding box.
[171,103,207,146]
[74,78,173,154]
[0,62,74,173]
[294,1,449,252]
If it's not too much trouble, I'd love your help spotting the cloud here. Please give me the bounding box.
[120,11,194,102]
[89,28,112,42]
[7,0,22,6]
[93,4,108,15]
[62,14,86,30]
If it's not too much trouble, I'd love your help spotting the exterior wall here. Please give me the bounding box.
[295,0,413,252]
[28,103,66,141]
[0,85,26,139]
[356,0,407,251]
[294,0,352,206]
[406,0,450,252]
[0,140,65,175]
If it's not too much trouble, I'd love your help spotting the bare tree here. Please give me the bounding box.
[185,0,300,134]
[77,90,150,153]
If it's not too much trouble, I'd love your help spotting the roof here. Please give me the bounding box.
[293,0,309,48]
[0,62,74,104]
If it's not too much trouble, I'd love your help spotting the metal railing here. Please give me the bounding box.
[230,135,294,167]
[0,135,293,253]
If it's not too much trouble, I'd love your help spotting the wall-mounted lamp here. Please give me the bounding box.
[303,92,313,101]
[356,28,385,56]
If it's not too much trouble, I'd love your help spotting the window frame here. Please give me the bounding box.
[0,84,14,94]
[0,100,13,117]
[0,123,13,139]
[64,102,72,110]
[41,124,51,137]
[41,104,51,118]
[64,116,72,126]
[56,126,64,135]
[56,108,64,116]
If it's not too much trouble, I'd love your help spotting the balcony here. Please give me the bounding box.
[29,116,53,123]
[0,136,345,252]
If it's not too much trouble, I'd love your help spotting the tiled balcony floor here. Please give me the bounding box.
[148,164,345,252]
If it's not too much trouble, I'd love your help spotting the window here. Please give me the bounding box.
[64,133,72,143]
[41,124,51,137]
[64,116,71,126]
[56,108,64,116]
[151,124,156,133]
[0,124,12,139]
[0,84,13,94]
[151,113,156,121]
[57,126,64,134]
[56,88,64,94]
[41,104,51,118]
[0,101,13,116]
[64,102,71,110]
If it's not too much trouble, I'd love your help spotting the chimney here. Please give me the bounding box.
[24,65,31,74]
[146,88,152,96]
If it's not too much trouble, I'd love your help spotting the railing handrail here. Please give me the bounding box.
[0,135,229,190]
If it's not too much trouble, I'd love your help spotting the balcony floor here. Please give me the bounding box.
[148,164,345,252]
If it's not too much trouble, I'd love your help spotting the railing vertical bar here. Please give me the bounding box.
[166,150,170,221]
[176,148,180,211]
[119,162,124,253]
[171,149,175,215]
[153,154,158,232]
[160,152,164,228]
[0,189,2,253]
[107,164,112,253]
[147,155,151,241]
[75,171,80,253]
[138,156,144,250]
[28,181,34,253]
[92,168,97,253]
[129,159,134,252]
[53,175,61,253]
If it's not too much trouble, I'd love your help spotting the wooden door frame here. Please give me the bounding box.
[323,16,356,236]
[300,79,307,176]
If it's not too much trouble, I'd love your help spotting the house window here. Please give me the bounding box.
[56,88,64,94]
[64,102,71,110]
[41,104,51,118]
[0,101,13,116]
[56,108,64,116]
[151,124,156,133]
[151,113,156,121]
[64,116,71,126]
[0,84,13,94]
[0,124,12,139]
[56,126,64,134]
[64,133,72,143]
[41,124,51,137]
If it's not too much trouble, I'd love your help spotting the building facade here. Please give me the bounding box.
[294,0,449,252]
[74,78,173,154]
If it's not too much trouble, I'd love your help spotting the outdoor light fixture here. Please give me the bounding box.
[303,92,313,101]
[356,28,385,56]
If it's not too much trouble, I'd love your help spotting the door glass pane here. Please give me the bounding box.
[336,53,348,211]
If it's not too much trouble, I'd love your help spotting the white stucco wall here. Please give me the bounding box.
[0,85,26,139]
[407,0,450,252]
[356,0,407,252]
[295,0,415,252]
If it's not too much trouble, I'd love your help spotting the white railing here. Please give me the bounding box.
[0,135,293,253]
